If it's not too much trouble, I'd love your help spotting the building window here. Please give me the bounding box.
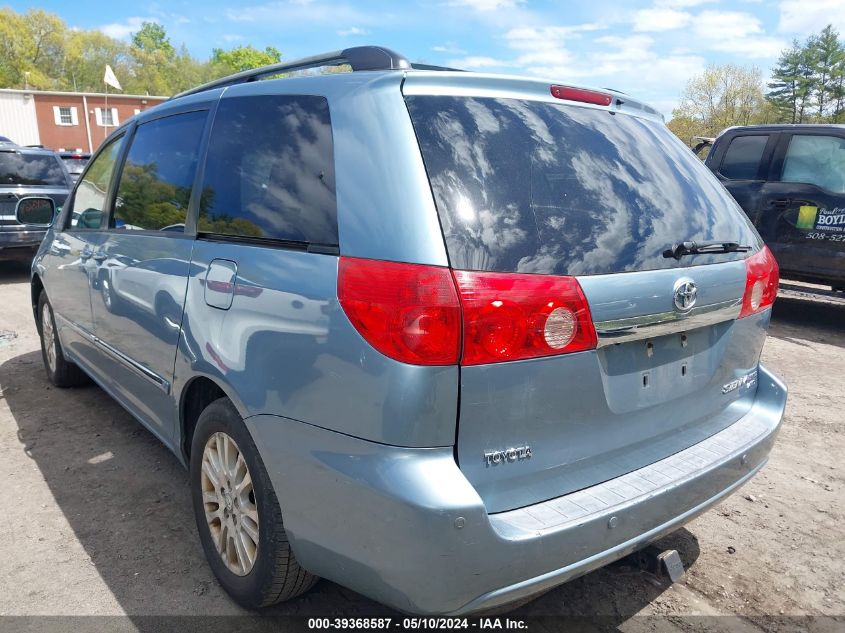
[53,106,78,126]
[95,107,119,127]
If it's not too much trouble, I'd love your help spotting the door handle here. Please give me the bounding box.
[92,250,108,262]
[770,198,790,208]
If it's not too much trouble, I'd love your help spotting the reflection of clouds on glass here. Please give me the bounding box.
[456,194,475,222]
[201,96,337,245]
[408,95,759,276]
[0,154,65,186]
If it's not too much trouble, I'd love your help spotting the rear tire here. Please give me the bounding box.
[37,291,89,387]
[190,397,318,608]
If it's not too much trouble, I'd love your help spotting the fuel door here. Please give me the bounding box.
[204,258,237,310]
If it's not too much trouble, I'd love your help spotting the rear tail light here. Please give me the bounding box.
[452,270,597,365]
[339,258,597,366]
[550,85,613,106]
[338,257,461,365]
[739,246,779,318]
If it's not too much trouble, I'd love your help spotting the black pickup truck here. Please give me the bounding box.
[704,124,845,290]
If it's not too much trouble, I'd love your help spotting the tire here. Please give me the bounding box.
[190,397,318,608]
[37,291,89,387]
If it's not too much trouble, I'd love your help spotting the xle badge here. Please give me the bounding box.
[484,446,532,467]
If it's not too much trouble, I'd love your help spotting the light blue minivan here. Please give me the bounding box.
[23,47,787,615]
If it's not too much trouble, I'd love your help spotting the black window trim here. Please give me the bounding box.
[717,133,774,182]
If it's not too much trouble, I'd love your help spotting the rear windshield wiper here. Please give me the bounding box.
[663,240,752,260]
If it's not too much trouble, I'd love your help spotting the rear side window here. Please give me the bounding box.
[406,96,759,276]
[67,135,125,229]
[198,95,338,245]
[112,110,207,232]
[719,135,768,180]
[782,134,845,193]
[0,153,65,186]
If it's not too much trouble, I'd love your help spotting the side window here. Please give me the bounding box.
[781,135,845,194]
[66,134,125,229]
[112,110,206,232]
[719,135,769,180]
[198,95,338,245]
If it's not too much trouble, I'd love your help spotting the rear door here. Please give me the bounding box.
[708,131,778,224]
[39,134,126,363]
[87,109,208,442]
[757,131,845,285]
[405,92,765,512]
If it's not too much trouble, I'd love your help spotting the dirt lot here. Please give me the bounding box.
[0,262,842,629]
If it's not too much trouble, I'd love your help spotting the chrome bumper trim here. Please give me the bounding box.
[594,298,742,348]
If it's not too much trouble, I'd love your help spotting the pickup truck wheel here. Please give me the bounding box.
[190,398,318,608]
[37,291,89,387]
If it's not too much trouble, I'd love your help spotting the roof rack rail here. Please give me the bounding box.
[172,45,412,100]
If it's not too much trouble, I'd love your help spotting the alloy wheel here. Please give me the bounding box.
[201,432,260,576]
[41,302,56,373]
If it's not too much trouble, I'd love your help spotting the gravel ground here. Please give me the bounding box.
[0,262,842,630]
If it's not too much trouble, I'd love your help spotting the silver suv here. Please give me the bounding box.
[24,46,787,615]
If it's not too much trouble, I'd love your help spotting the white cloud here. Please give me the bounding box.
[227,1,373,25]
[449,55,513,68]
[337,26,369,36]
[100,16,157,39]
[632,8,692,32]
[692,10,786,58]
[655,0,715,6]
[447,0,524,11]
[222,34,243,42]
[433,43,467,54]
[503,23,605,75]
[778,0,845,33]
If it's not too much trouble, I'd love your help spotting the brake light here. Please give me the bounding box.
[453,270,597,365]
[338,257,461,365]
[739,246,779,318]
[550,85,613,106]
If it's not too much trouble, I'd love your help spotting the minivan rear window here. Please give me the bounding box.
[406,96,759,276]
[0,153,65,186]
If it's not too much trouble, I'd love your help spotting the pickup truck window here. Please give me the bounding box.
[781,134,845,194]
[719,135,768,180]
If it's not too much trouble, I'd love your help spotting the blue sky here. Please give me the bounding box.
[12,0,845,117]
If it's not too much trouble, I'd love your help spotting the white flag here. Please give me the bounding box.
[103,64,122,91]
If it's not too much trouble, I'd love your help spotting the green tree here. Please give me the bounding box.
[63,30,131,92]
[808,25,844,118]
[767,41,813,123]
[0,8,67,89]
[210,45,282,73]
[670,64,766,139]
[0,7,290,97]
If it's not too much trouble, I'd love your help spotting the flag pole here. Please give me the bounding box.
[104,79,108,141]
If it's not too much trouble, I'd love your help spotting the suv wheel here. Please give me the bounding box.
[37,291,89,387]
[190,398,318,608]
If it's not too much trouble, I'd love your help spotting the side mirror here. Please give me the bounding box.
[77,208,104,229]
[16,197,56,227]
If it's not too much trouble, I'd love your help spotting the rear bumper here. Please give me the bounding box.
[247,364,786,615]
[0,228,46,258]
